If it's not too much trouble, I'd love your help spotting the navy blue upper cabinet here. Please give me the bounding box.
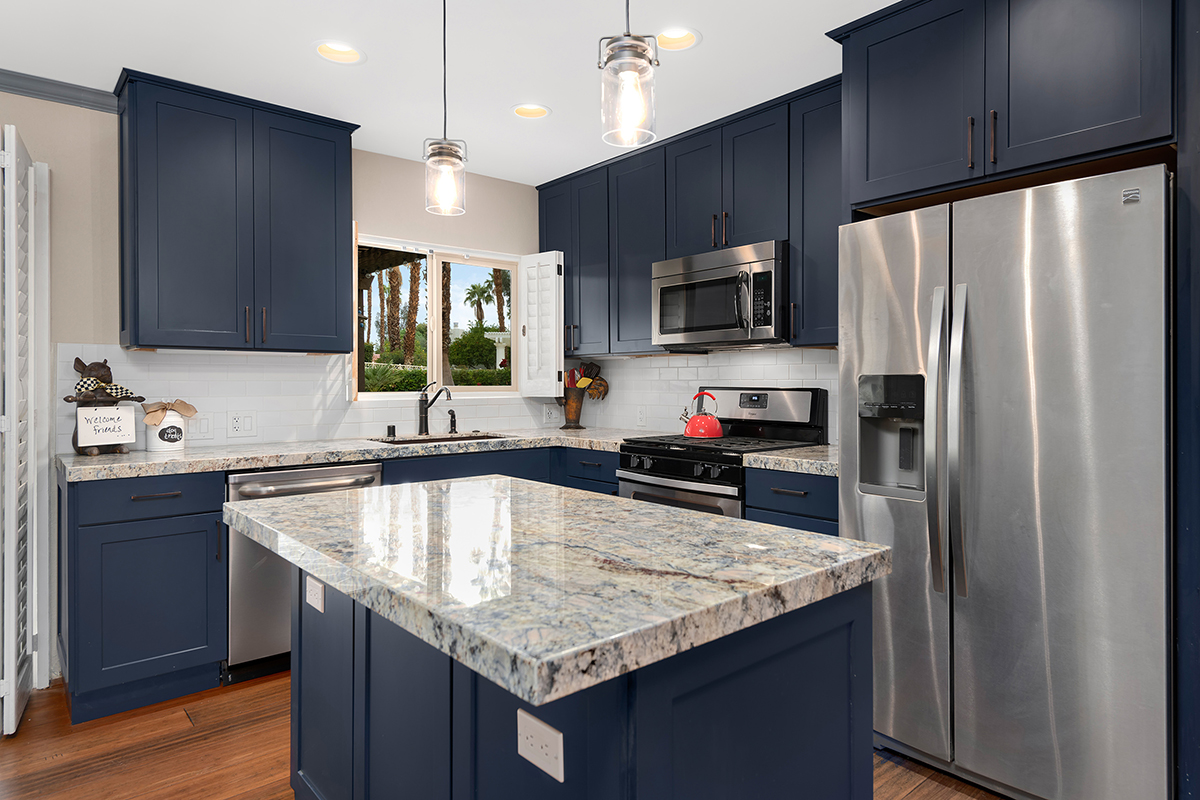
[117,71,357,352]
[666,109,789,258]
[570,171,611,357]
[538,181,573,355]
[983,0,1173,174]
[836,0,986,206]
[833,0,1174,206]
[609,148,665,354]
[665,130,723,258]
[721,107,790,248]
[121,81,256,349]
[789,86,842,347]
[253,110,354,352]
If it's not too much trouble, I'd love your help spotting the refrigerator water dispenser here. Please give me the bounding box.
[858,375,924,498]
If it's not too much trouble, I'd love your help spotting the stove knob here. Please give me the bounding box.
[708,464,723,480]
[693,463,706,478]
[639,456,653,470]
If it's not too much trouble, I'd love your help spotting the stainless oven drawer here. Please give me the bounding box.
[618,473,742,517]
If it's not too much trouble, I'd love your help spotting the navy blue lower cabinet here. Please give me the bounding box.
[356,607,452,800]
[746,507,839,537]
[555,448,619,485]
[59,470,228,723]
[383,449,551,486]
[745,470,839,521]
[560,475,619,495]
[292,569,355,800]
[291,571,872,799]
[635,585,872,800]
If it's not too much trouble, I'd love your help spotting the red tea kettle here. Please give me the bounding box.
[683,392,724,438]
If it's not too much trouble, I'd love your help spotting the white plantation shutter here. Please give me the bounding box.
[1,124,34,734]
[518,251,564,398]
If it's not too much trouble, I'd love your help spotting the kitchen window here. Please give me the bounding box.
[355,235,517,395]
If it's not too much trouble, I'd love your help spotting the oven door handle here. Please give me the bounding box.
[615,470,740,497]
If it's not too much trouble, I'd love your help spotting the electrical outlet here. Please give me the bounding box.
[637,406,647,427]
[305,576,325,613]
[187,412,214,440]
[229,411,257,437]
[543,404,561,425]
[517,709,564,782]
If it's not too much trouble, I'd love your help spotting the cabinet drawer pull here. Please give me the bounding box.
[722,211,729,246]
[712,214,718,248]
[579,461,602,468]
[989,110,997,164]
[565,324,570,351]
[770,487,808,498]
[791,302,797,340]
[216,520,222,562]
[245,306,250,343]
[572,325,579,351]
[130,491,183,501]
[262,307,267,343]
[966,116,975,169]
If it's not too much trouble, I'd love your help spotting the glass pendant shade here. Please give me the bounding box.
[423,139,467,216]
[600,36,657,147]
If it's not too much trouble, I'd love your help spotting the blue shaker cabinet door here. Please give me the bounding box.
[721,106,789,248]
[74,512,227,693]
[569,170,610,357]
[984,0,1173,173]
[665,129,723,259]
[789,86,842,347]
[131,83,255,349]
[253,110,354,353]
[841,0,985,205]
[609,148,665,354]
[538,181,573,357]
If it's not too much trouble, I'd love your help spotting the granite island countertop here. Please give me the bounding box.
[57,428,840,481]
[223,476,887,706]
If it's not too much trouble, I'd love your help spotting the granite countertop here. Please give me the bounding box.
[223,476,888,706]
[57,428,839,481]
[745,445,839,476]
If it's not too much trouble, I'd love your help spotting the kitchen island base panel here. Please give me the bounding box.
[293,567,873,800]
[62,663,221,725]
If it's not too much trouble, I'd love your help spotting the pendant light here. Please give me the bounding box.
[424,0,467,215]
[598,0,659,147]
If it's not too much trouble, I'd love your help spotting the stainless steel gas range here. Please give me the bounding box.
[618,387,827,518]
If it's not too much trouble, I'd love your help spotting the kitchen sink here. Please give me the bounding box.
[369,433,507,445]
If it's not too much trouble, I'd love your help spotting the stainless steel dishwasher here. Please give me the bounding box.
[225,462,382,682]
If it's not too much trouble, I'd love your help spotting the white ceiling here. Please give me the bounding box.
[2,0,892,187]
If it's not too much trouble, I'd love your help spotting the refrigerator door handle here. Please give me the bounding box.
[925,287,947,593]
[947,283,968,597]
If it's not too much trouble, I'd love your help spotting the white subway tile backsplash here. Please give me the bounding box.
[56,343,549,451]
[584,347,842,443]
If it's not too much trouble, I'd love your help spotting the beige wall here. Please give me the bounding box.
[0,91,119,345]
[0,90,538,346]
[352,149,537,255]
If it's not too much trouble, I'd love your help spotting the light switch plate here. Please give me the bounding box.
[636,406,647,427]
[543,404,560,424]
[187,412,214,440]
[305,576,325,613]
[517,709,564,782]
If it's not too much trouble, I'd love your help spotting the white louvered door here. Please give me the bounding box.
[518,250,564,399]
[1,124,34,734]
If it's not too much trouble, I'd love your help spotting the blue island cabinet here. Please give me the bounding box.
[382,449,551,486]
[58,471,228,723]
[292,569,873,800]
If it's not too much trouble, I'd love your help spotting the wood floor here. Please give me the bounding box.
[0,673,1005,799]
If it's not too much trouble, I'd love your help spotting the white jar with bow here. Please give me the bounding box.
[142,400,197,452]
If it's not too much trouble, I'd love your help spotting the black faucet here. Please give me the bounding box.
[418,382,452,435]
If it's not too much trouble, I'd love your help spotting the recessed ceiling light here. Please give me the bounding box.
[512,104,551,119]
[314,40,366,65]
[657,28,701,51]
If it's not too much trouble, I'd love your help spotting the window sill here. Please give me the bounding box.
[353,390,523,404]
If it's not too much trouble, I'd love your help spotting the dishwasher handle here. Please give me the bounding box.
[237,474,377,499]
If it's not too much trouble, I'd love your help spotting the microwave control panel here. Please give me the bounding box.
[751,272,772,327]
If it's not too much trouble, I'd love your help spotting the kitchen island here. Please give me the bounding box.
[223,476,887,800]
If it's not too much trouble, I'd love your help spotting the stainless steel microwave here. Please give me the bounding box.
[651,240,788,351]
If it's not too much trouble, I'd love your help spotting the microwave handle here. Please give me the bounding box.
[733,271,748,329]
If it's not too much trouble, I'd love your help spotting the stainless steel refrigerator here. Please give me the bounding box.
[838,165,1169,800]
